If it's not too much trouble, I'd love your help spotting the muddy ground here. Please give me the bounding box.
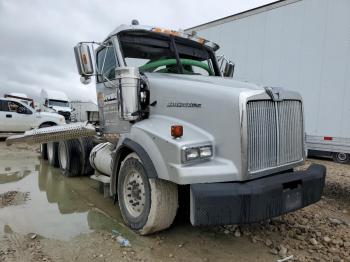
[0,142,349,262]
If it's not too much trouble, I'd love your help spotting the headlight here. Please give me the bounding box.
[199,146,213,158]
[185,148,200,161]
[182,145,213,163]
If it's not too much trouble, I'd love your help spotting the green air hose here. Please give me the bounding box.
[139,58,213,76]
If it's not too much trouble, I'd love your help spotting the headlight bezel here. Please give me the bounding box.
[181,144,213,164]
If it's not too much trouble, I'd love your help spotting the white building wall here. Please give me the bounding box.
[193,0,350,139]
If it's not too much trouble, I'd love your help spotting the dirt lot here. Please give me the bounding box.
[0,142,349,262]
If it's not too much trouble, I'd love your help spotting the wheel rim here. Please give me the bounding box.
[59,143,68,169]
[47,143,53,160]
[337,153,348,162]
[123,170,146,218]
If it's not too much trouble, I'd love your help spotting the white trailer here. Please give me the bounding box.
[187,0,350,163]
[70,100,98,122]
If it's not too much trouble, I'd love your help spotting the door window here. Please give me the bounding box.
[96,46,117,82]
[0,100,9,111]
[6,101,32,114]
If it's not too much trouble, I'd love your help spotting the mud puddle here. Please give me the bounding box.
[0,153,134,241]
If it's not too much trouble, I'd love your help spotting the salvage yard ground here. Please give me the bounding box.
[0,141,349,262]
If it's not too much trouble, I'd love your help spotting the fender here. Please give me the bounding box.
[110,115,216,194]
[111,138,158,196]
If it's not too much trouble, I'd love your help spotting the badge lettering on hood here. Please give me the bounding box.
[167,102,202,108]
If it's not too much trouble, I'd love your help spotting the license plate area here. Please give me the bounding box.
[283,180,302,212]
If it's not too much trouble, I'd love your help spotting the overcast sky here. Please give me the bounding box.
[0,0,274,103]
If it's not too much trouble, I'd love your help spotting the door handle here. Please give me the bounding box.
[6,114,12,118]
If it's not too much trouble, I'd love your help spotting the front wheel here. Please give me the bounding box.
[117,153,178,235]
[333,152,350,164]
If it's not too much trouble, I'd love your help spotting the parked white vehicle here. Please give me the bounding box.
[40,89,72,121]
[0,97,65,137]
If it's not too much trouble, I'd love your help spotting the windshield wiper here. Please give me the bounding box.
[170,36,183,74]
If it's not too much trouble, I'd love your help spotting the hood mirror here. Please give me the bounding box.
[217,55,235,78]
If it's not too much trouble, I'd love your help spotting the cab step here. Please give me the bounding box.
[91,173,111,198]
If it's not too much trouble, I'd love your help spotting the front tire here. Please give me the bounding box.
[333,152,350,164]
[117,153,178,235]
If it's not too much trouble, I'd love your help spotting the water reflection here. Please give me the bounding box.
[0,156,131,240]
[0,158,37,184]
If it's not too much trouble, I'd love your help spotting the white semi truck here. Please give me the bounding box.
[40,89,72,121]
[6,21,326,235]
[186,0,350,164]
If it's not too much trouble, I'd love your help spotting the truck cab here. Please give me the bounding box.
[0,97,65,136]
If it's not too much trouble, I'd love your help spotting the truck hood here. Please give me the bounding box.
[36,111,63,119]
[144,73,264,93]
[51,106,72,113]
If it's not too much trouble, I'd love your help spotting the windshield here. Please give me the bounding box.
[119,31,220,76]
[49,99,69,107]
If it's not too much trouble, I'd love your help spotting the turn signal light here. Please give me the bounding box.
[171,125,183,138]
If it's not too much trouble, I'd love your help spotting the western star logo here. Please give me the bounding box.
[167,102,202,108]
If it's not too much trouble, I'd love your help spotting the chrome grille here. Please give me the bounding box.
[247,100,303,173]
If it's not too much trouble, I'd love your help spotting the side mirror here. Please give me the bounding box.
[74,44,94,79]
[223,62,235,78]
[16,107,28,114]
[217,55,235,78]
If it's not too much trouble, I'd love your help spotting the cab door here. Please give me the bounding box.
[95,43,132,134]
[0,99,12,132]
[4,100,34,132]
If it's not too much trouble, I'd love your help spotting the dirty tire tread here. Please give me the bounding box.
[47,142,59,167]
[140,178,178,235]
[41,143,48,160]
[59,139,82,177]
[39,123,53,161]
[78,137,94,176]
